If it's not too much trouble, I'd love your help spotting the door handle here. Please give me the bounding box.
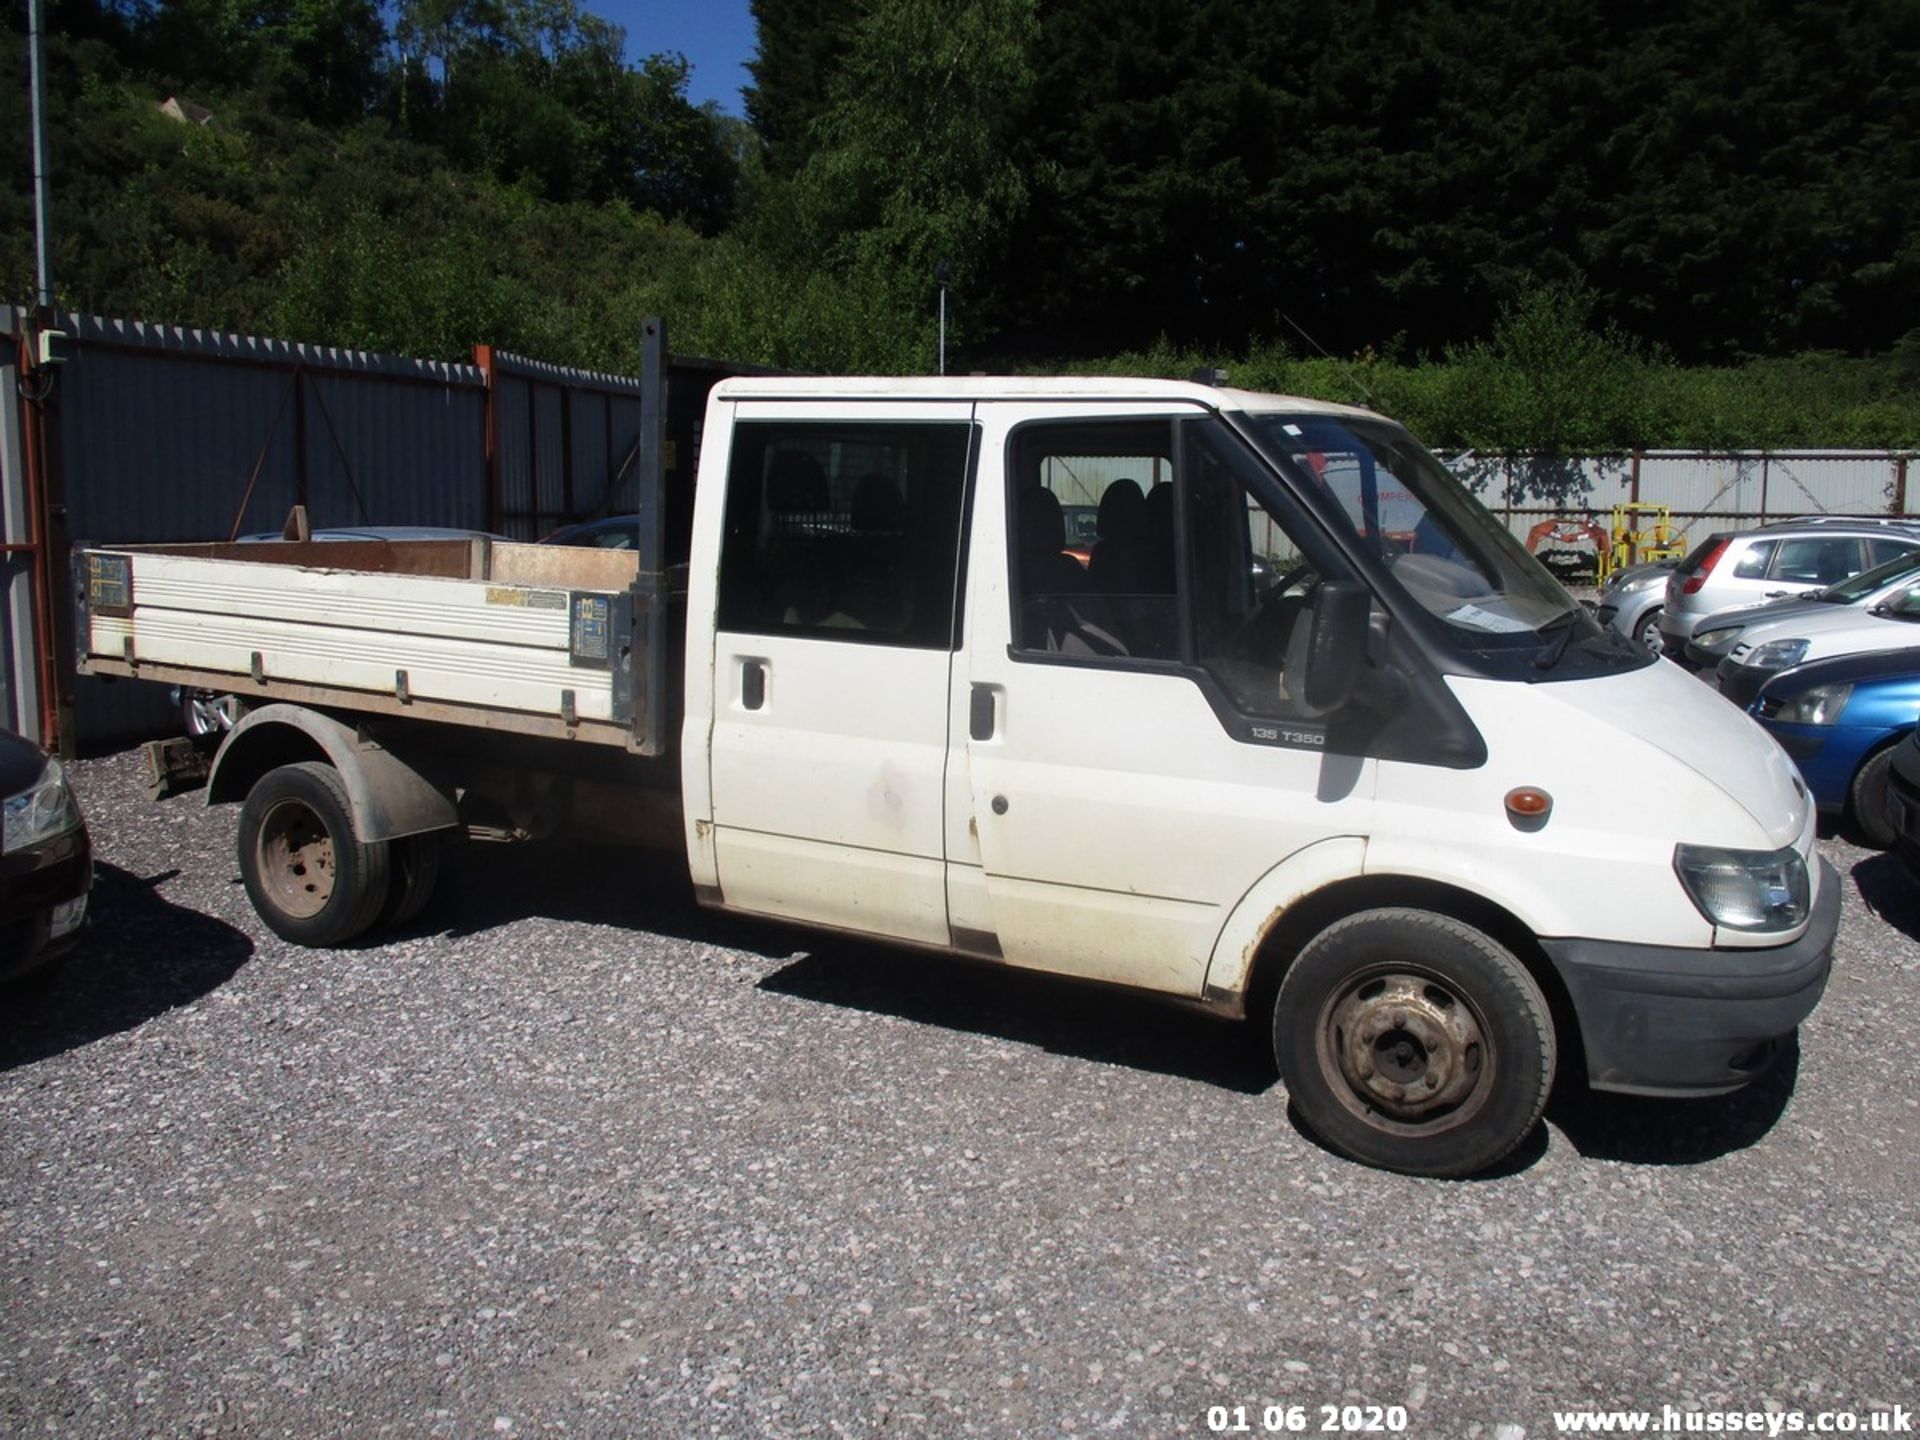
[969,684,996,741]
[742,659,766,710]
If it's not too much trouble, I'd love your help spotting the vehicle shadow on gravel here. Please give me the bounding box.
[0,863,254,1072]
[419,839,811,958]
[1846,851,1920,941]
[421,841,1280,1091]
[1544,1037,1800,1165]
[758,944,1281,1094]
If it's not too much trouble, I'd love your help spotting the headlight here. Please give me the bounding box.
[1673,844,1810,932]
[3,758,82,854]
[1744,638,1810,671]
[1693,627,1741,651]
[1770,682,1853,725]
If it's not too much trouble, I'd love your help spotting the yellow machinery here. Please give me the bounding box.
[1600,502,1686,583]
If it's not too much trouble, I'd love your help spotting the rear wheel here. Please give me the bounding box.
[1274,909,1555,1177]
[238,762,390,947]
[1849,746,1898,850]
[377,832,444,928]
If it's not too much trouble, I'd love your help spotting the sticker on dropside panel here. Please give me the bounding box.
[87,553,133,617]
[570,593,613,668]
[485,586,567,611]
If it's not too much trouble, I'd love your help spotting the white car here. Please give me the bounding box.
[1715,577,1920,706]
[1684,551,1920,671]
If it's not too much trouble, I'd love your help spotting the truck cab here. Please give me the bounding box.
[682,377,1835,1176]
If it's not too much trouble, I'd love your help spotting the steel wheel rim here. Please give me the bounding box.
[1314,965,1495,1136]
[255,798,336,919]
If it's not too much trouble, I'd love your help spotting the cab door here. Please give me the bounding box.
[702,402,976,945]
[944,406,1377,995]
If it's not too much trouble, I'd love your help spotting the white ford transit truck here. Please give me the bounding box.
[75,350,1837,1177]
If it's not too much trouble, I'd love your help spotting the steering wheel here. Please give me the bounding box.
[1263,562,1317,599]
[1230,566,1318,660]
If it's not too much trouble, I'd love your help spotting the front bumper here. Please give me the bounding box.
[1682,639,1733,672]
[0,827,93,983]
[1540,857,1839,1096]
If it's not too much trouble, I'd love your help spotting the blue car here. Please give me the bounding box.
[1750,646,1920,848]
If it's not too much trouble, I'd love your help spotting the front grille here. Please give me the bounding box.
[1595,604,1618,624]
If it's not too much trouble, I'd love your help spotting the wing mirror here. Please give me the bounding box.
[1303,580,1371,714]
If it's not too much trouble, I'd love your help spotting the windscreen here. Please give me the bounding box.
[1242,413,1647,678]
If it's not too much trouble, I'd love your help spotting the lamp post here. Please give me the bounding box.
[934,260,952,376]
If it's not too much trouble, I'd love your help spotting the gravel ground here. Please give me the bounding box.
[3,749,1917,1439]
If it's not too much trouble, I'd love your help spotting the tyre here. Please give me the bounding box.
[377,832,444,929]
[1848,745,1898,850]
[1633,607,1663,655]
[1273,909,1555,1178]
[238,761,391,947]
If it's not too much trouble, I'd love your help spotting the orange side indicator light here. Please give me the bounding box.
[1505,787,1552,831]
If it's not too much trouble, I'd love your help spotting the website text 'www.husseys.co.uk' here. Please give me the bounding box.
[1554,1406,1913,1436]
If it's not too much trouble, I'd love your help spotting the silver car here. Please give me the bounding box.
[1656,517,1920,658]
[1593,560,1677,653]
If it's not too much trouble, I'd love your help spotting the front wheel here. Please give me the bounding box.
[1273,909,1555,1177]
[1849,746,1897,850]
[238,761,391,947]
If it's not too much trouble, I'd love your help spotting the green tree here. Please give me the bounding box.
[742,0,859,176]
[390,0,737,228]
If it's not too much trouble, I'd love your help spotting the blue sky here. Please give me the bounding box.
[590,0,760,115]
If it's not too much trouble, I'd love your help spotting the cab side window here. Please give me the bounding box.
[1008,418,1348,721]
[1007,422,1178,660]
[717,422,972,648]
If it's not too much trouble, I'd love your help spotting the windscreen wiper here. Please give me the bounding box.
[1531,610,1582,670]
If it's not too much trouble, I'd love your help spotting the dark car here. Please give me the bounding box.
[0,728,92,982]
[1883,728,1920,878]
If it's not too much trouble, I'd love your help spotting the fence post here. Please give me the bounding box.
[1896,455,1909,515]
[475,344,500,534]
[293,367,309,514]
[1760,455,1769,524]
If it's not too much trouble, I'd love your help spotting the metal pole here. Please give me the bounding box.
[28,0,53,309]
[938,286,947,376]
